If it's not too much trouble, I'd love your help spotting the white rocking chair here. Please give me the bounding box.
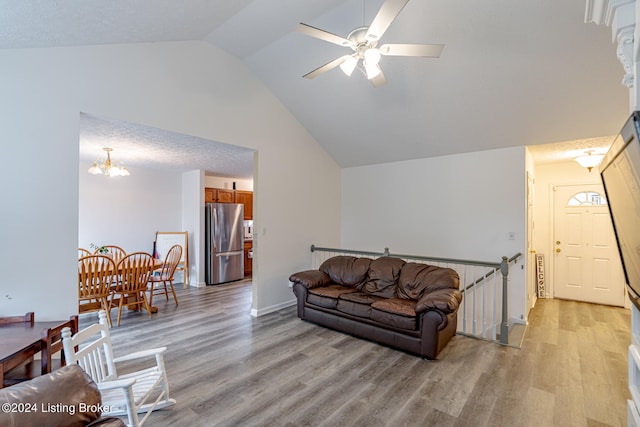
[61,311,175,427]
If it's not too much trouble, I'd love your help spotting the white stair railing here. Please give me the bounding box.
[309,245,522,345]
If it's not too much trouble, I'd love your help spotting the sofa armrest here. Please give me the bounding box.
[289,270,331,289]
[415,288,463,314]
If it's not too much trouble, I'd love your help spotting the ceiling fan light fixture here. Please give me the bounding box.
[296,0,444,86]
[364,60,382,79]
[364,48,381,65]
[340,55,358,76]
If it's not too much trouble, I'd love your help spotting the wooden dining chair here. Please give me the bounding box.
[3,315,79,387]
[78,255,116,327]
[148,244,182,307]
[94,245,126,264]
[0,312,34,325]
[113,252,155,326]
[78,247,92,258]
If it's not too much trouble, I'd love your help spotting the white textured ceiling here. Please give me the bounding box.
[79,114,255,178]
[1,0,630,171]
[527,135,615,164]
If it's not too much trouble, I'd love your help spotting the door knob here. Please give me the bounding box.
[556,248,561,253]
[556,241,561,245]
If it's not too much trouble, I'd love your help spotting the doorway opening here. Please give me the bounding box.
[527,137,626,310]
[78,112,257,298]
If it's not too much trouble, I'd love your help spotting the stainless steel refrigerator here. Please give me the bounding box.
[205,203,244,285]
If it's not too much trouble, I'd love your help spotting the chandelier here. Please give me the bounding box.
[87,147,130,177]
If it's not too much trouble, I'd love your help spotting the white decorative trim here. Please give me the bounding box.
[618,26,635,86]
[585,0,636,88]
[584,0,634,24]
[607,0,636,26]
[585,0,608,24]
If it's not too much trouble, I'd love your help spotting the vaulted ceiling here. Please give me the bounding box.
[2,0,629,171]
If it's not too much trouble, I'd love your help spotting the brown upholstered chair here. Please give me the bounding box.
[0,364,126,427]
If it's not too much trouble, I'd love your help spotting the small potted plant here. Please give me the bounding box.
[90,243,109,254]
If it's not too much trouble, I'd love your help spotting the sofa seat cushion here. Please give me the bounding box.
[371,298,417,330]
[337,292,386,318]
[308,285,357,309]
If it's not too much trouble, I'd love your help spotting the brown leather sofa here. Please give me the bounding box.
[0,364,125,427]
[290,256,462,359]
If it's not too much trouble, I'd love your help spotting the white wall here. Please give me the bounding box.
[0,41,341,319]
[341,146,528,321]
[181,170,204,287]
[525,148,538,312]
[205,176,253,191]
[79,160,182,253]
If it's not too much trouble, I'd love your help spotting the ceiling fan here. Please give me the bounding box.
[296,0,444,87]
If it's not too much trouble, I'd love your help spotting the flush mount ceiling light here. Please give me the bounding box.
[88,147,130,177]
[574,150,604,172]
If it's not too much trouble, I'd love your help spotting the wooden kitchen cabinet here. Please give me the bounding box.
[205,187,253,219]
[205,187,235,203]
[217,189,235,203]
[244,241,253,277]
[205,188,216,203]
[235,190,253,219]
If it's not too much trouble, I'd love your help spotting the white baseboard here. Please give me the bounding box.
[250,299,296,317]
[184,281,206,288]
[510,316,527,327]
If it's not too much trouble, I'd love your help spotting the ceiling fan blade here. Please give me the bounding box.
[296,23,354,47]
[366,0,409,42]
[303,55,351,79]
[380,43,444,58]
[370,67,387,87]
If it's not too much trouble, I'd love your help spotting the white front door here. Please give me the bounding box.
[553,184,625,306]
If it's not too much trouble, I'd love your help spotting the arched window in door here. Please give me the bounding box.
[567,191,608,206]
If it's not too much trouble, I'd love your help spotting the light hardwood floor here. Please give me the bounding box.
[86,280,631,427]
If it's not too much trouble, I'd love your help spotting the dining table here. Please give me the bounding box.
[0,319,69,389]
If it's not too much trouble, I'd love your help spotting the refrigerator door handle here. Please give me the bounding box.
[215,250,243,257]
[211,206,218,253]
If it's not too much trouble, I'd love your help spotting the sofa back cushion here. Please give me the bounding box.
[397,262,460,300]
[362,257,406,298]
[319,256,372,288]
